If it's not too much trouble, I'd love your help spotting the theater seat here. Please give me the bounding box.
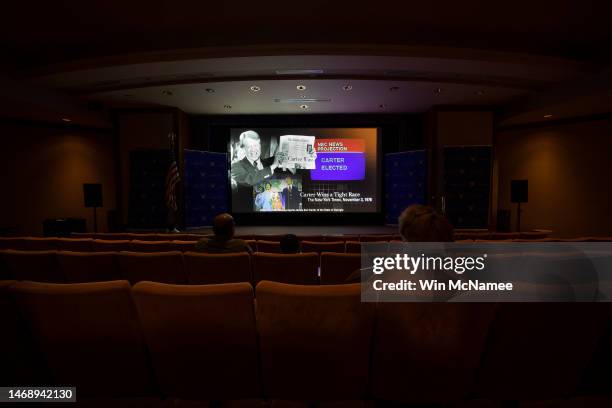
[345,241,361,253]
[253,234,284,242]
[0,237,29,250]
[359,234,394,242]
[320,253,362,284]
[126,233,159,241]
[301,241,345,254]
[0,280,41,385]
[256,240,282,253]
[25,237,61,251]
[58,238,94,252]
[475,303,610,401]
[252,253,318,285]
[169,240,197,252]
[118,251,186,285]
[132,281,259,399]
[130,240,173,252]
[11,280,156,397]
[1,250,64,282]
[184,252,251,284]
[58,251,121,283]
[297,235,326,242]
[92,239,132,252]
[371,302,497,405]
[256,281,373,400]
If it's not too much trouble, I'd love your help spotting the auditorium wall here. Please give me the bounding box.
[495,116,612,237]
[0,121,116,236]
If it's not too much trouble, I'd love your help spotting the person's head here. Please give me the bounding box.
[239,130,261,162]
[285,176,293,186]
[212,213,235,240]
[265,182,271,191]
[280,234,300,254]
[398,204,453,242]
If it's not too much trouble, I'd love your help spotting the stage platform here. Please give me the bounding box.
[190,225,399,236]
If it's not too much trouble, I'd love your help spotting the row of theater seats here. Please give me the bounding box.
[69,232,403,242]
[0,250,362,285]
[1,279,611,407]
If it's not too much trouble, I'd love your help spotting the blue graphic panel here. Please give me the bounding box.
[184,150,229,228]
[385,150,427,225]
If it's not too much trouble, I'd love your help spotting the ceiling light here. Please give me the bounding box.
[389,86,400,91]
[300,104,309,110]
[296,85,307,91]
[434,88,442,94]
[543,114,553,118]
[250,85,261,92]
[274,98,330,103]
[224,104,232,109]
[61,118,72,122]
[475,90,485,96]
[205,88,215,93]
[342,84,353,91]
[162,90,173,96]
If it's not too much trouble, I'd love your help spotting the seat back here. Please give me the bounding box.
[359,234,394,242]
[58,252,121,283]
[184,252,251,284]
[57,238,94,252]
[297,235,326,242]
[92,239,131,252]
[301,241,345,254]
[253,234,284,242]
[345,241,361,253]
[130,240,173,252]
[132,281,259,399]
[1,250,64,282]
[371,302,496,404]
[169,240,197,252]
[256,240,282,253]
[118,251,186,285]
[0,237,29,250]
[252,253,318,285]
[11,280,155,397]
[320,253,362,284]
[256,281,373,399]
[25,237,60,251]
[475,303,610,401]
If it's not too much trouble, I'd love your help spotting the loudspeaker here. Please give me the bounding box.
[496,209,511,232]
[511,180,528,203]
[83,183,103,208]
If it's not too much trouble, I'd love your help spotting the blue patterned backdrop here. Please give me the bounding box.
[385,150,427,225]
[184,150,229,228]
[443,146,491,229]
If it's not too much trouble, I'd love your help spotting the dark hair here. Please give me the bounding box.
[280,234,300,254]
[212,213,235,240]
[398,204,454,242]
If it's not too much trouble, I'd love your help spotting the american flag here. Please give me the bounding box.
[165,133,180,211]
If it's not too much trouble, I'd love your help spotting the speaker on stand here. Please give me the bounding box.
[83,183,103,232]
[510,180,528,232]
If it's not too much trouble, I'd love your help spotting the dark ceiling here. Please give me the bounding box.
[2,0,611,72]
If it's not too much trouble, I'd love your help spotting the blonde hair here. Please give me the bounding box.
[398,204,453,242]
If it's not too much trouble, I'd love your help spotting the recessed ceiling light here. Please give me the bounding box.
[250,85,261,92]
[224,104,232,109]
[543,114,553,118]
[300,104,309,109]
[342,84,353,91]
[434,88,442,94]
[296,85,307,91]
[162,90,173,96]
[389,86,400,91]
[475,90,485,96]
[61,118,72,122]
[205,88,215,93]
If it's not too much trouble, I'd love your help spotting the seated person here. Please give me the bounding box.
[195,213,253,254]
[280,234,300,254]
[345,204,453,282]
